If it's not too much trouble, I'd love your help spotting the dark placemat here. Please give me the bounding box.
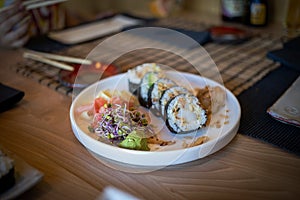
[267,36,300,72]
[25,35,70,52]
[237,66,300,155]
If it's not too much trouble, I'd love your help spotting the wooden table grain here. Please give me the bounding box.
[0,49,299,200]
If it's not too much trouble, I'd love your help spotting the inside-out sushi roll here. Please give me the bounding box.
[127,63,161,94]
[138,72,160,108]
[165,93,207,134]
[149,78,176,113]
[160,86,189,118]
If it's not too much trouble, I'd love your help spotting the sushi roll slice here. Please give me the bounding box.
[165,94,207,134]
[138,72,160,108]
[0,150,15,194]
[160,86,189,118]
[149,78,176,113]
[127,63,161,94]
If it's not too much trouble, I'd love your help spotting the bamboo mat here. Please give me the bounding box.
[14,17,282,97]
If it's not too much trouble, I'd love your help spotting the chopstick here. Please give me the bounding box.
[23,52,74,71]
[25,50,93,65]
[22,0,45,6]
[24,0,67,10]
[0,0,67,13]
[0,4,13,13]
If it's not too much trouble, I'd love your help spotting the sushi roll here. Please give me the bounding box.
[0,150,15,194]
[160,86,189,118]
[149,78,176,113]
[127,63,162,94]
[138,72,160,108]
[165,93,207,134]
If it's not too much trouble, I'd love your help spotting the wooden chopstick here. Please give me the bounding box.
[22,0,44,7]
[0,4,14,13]
[23,52,74,71]
[0,0,66,13]
[14,16,31,29]
[25,0,67,10]
[25,50,93,65]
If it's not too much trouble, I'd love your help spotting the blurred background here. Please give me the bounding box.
[62,0,289,27]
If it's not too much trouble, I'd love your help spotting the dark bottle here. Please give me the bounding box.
[221,0,246,23]
[244,0,268,26]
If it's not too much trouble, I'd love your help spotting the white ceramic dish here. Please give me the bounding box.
[70,71,241,166]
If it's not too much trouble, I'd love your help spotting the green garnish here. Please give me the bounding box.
[119,131,150,151]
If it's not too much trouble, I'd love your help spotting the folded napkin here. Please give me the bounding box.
[122,25,211,49]
[267,76,300,127]
[266,36,300,128]
[267,36,300,72]
[26,22,211,52]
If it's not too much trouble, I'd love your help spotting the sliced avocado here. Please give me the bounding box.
[119,131,150,151]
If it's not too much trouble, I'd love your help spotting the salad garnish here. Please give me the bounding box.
[91,103,154,140]
[85,90,154,151]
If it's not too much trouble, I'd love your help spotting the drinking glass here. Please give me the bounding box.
[284,0,300,38]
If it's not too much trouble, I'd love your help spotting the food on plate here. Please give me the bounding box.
[138,71,161,108]
[182,136,209,148]
[160,86,189,118]
[0,149,15,194]
[119,131,150,151]
[149,78,176,113]
[147,135,176,146]
[127,63,162,94]
[77,89,175,151]
[92,103,151,140]
[83,90,154,151]
[128,64,209,134]
[75,65,228,151]
[166,93,207,133]
[196,85,226,119]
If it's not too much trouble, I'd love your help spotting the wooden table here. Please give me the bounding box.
[0,46,299,200]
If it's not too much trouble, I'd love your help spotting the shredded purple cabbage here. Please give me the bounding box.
[91,103,153,140]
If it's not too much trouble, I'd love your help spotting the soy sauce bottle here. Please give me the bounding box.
[221,0,246,23]
[244,0,268,26]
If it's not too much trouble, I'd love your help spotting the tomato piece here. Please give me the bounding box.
[94,97,107,113]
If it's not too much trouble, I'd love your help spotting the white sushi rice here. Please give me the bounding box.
[150,78,176,111]
[166,94,207,133]
[127,63,161,84]
[160,86,189,117]
[0,150,14,178]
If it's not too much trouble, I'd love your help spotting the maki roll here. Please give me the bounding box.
[149,78,176,113]
[127,63,161,94]
[138,72,160,108]
[160,86,189,118]
[165,94,207,134]
[0,150,15,194]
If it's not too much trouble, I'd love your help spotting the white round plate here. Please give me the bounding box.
[70,71,241,166]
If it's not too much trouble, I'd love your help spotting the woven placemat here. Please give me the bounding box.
[15,29,281,97]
